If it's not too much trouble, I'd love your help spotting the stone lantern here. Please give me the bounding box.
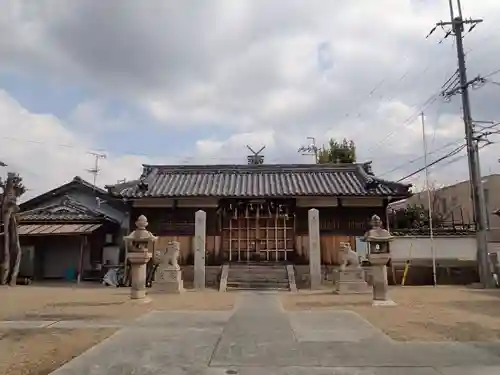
[124,215,157,300]
[363,214,396,306]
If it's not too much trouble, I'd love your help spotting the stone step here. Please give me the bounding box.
[225,264,290,291]
[227,281,290,290]
[229,268,288,273]
[228,277,288,283]
[229,267,287,271]
[229,263,289,268]
[229,267,288,272]
[228,273,288,280]
[228,271,288,277]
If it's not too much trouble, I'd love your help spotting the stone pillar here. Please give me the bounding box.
[128,252,152,300]
[308,208,321,289]
[194,210,206,290]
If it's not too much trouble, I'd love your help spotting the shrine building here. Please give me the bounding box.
[107,162,411,267]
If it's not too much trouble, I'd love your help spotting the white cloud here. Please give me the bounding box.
[0,0,499,194]
[0,90,153,200]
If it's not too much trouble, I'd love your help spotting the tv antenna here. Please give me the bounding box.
[86,151,107,191]
[297,136,319,163]
[246,145,265,165]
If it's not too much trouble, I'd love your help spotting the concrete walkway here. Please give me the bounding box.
[16,292,498,374]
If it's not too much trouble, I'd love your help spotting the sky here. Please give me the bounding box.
[0,0,499,200]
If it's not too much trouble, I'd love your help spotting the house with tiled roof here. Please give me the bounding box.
[107,162,411,268]
[17,177,129,281]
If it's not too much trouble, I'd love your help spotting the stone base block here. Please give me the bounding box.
[372,299,397,307]
[130,297,152,304]
[334,281,371,294]
[152,269,184,294]
[334,268,370,294]
[131,289,147,299]
[335,268,365,282]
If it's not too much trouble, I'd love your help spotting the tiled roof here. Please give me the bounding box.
[16,223,103,236]
[20,176,109,210]
[20,196,106,222]
[109,163,411,199]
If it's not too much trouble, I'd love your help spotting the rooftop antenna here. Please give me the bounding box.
[298,136,318,163]
[246,145,265,165]
[86,151,107,190]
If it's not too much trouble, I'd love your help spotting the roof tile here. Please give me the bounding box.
[112,164,411,199]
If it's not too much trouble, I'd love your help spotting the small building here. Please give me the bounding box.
[18,177,129,281]
[389,174,500,241]
[107,162,411,267]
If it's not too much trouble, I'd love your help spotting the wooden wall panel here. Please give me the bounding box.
[130,207,218,236]
[320,235,355,265]
[295,235,309,260]
[294,234,356,265]
[155,235,222,265]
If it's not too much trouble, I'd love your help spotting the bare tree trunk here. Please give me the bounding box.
[0,212,11,285]
[8,215,21,286]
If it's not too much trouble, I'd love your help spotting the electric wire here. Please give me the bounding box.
[397,143,466,182]
[378,138,464,178]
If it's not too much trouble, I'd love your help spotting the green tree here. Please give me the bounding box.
[317,138,356,164]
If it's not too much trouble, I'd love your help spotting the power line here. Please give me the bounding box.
[0,133,285,164]
[378,138,464,178]
[364,90,443,157]
[397,144,466,182]
[486,80,500,87]
[346,54,452,146]
[482,68,500,79]
[427,142,492,175]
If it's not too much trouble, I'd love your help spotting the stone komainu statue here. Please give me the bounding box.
[339,242,360,271]
[162,240,180,270]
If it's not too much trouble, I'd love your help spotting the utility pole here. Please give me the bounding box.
[86,151,107,191]
[421,112,437,286]
[297,136,319,163]
[433,0,493,287]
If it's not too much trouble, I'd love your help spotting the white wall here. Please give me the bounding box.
[391,236,477,262]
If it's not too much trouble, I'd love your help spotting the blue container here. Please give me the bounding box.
[65,267,76,281]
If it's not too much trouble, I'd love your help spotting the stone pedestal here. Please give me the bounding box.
[371,265,392,302]
[308,208,322,290]
[334,268,370,294]
[128,252,152,300]
[153,267,184,294]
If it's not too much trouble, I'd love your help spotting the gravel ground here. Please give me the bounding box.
[0,283,236,374]
[1,283,236,321]
[0,328,116,375]
[281,285,500,342]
